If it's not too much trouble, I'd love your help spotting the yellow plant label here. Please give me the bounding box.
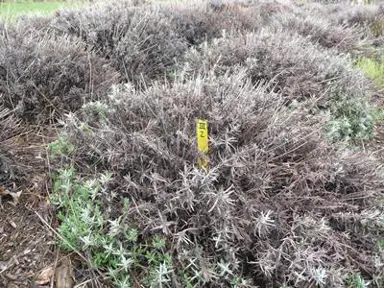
[196,119,209,171]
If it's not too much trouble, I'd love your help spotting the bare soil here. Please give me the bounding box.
[0,195,56,288]
[0,127,56,287]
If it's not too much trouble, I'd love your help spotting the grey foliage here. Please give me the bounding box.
[0,28,119,123]
[184,29,374,141]
[58,72,384,287]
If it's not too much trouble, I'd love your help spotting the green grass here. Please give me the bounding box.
[355,56,384,260]
[346,274,368,288]
[356,57,384,89]
[0,1,82,21]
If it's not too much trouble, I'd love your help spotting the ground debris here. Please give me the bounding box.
[55,258,74,288]
[0,186,21,206]
[35,265,54,285]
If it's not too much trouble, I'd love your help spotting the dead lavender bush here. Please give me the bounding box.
[52,72,384,287]
[166,0,265,45]
[325,3,384,27]
[0,108,22,187]
[51,1,188,85]
[305,2,384,38]
[47,0,373,89]
[184,29,375,141]
[272,11,361,51]
[0,28,119,123]
[50,0,266,85]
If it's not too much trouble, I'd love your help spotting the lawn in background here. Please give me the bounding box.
[0,1,82,21]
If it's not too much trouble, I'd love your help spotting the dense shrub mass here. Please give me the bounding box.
[273,12,361,51]
[167,0,264,44]
[53,73,384,287]
[305,2,384,37]
[52,4,187,85]
[184,30,374,141]
[2,0,384,287]
[50,0,268,85]
[0,0,376,123]
[0,27,119,122]
[326,3,383,28]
